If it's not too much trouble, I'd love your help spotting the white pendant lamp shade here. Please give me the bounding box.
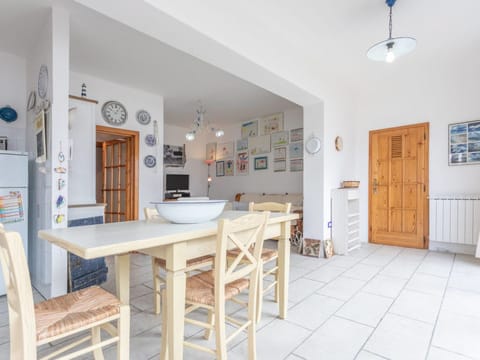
[367,0,416,63]
[367,37,416,62]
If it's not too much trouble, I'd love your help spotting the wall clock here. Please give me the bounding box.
[136,109,151,125]
[101,100,128,126]
[305,136,322,155]
[38,65,48,99]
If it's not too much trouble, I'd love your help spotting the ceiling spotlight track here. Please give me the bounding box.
[367,0,416,63]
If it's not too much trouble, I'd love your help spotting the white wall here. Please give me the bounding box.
[0,51,27,151]
[70,71,164,217]
[205,107,303,201]
[354,60,480,243]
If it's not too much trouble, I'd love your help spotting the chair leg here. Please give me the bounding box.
[152,258,162,315]
[203,309,214,340]
[117,305,130,360]
[161,289,168,360]
[256,262,264,324]
[248,309,257,360]
[215,302,227,360]
[92,327,105,360]
[274,259,279,303]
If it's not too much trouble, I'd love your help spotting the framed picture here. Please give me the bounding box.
[271,131,289,147]
[249,135,271,155]
[259,113,284,135]
[216,161,225,176]
[35,110,47,163]
[225,160,234,176]
[290,159,303,172]
[164,144,186,167]
[254,156,268,170]
[290,128,303,142]
[216,141,234,160]
[449,121,480,165]
[206,142,216,161]
[241,120,258,138]
[289,142,303,159]
[236,152,249,175]
[274,160,286,172]
[236,138,248,152]
[274,147,286,160]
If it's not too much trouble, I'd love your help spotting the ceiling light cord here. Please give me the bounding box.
[388,6,393,39]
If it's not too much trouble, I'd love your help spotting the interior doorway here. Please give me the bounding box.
[96,126,139,223]
[369,122,429,249]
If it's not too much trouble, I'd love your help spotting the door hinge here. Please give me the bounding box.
[424,133,426,140]
[423,184,426,192]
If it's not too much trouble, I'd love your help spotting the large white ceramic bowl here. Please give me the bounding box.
[152,200,228,224]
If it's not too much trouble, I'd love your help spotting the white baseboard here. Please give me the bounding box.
[429,241,476,255]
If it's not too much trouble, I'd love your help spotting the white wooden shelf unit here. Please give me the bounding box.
[331,188,360,255]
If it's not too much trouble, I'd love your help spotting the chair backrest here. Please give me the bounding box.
[144,207,160,220]
[215,213,269,307]
[0,224,37,358]
[248,201,292,214]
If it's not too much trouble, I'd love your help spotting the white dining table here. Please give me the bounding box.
[39,210,298,359]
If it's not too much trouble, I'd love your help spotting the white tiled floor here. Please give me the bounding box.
[1,242,480,359]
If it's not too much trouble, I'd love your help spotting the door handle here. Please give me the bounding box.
[373,178,378,194]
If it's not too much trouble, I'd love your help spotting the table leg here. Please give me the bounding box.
[277,220,290,319]
[115,254,130,305]
[165,242,187,360]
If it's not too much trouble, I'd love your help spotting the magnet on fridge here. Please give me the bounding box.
[58,178,65,191]
[54,166,66,174]
[54,214,65,224]
[56,195,65,208]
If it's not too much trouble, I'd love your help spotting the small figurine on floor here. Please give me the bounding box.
[81,83,87,97]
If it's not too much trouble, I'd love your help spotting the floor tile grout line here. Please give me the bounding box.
[424,252,457,360]
[354,246,428,359]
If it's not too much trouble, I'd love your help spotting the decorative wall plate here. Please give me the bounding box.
[145,134,156,146]
[335,136,343,151]
[305,136,321,155]
[136,109,151,125]
[101,100,128,126]
[144,155,156,168]
[0,106,18,122]
[38,65,48,99]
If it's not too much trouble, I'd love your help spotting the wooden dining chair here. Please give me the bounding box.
[227,201,291,323]
[161,212,270,360]
[0,224,130,360]
[144,207,215,314]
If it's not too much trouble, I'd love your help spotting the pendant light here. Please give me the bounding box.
[367,0,416,63]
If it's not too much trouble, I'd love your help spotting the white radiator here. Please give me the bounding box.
[429,194,480,245]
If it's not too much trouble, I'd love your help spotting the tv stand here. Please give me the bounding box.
[164,191,190,200]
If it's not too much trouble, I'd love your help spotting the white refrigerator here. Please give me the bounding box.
[0,151,28,296]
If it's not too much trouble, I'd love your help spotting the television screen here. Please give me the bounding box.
[166,174,189,191]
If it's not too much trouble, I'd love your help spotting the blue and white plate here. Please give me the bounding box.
[145,134,156,146]
[144,155,156,168]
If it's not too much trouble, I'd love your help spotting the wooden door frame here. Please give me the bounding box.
[368,122,430,248]
[96,125,139,220]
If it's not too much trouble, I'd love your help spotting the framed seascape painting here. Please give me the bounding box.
[274,147,286,161]
[289,142,303,159]
[290,159,303,172]
[236,138,248,152]
[274,160,286,172]
[449,120,480,165]
[290,128,303,142]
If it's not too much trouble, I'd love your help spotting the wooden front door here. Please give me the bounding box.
[369,123,429,248]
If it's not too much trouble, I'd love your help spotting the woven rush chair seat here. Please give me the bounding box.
[35,286,120,341]
[144,207,215,315]
[185,270,249,306]
[0,224,130,359]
